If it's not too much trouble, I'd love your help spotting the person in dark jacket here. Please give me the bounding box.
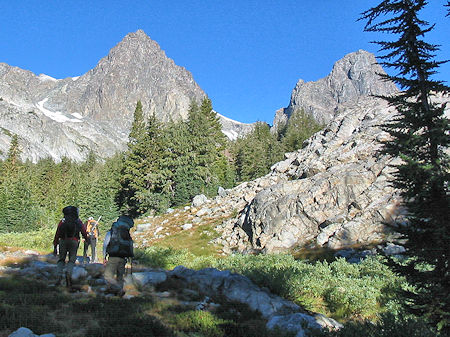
[53,206,89,287]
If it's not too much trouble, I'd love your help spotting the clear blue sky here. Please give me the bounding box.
[1,1,449,124]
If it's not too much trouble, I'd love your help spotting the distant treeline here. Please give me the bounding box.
[0,98,322,232]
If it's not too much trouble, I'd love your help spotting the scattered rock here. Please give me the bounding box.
[192,194,208,207]
[130,271,167,288]
[181,223,193,230]
[8,327,55,337]
[218,186,227,197]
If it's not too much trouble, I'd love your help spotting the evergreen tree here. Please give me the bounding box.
[0,136,41,232]
[186,98,232,196]
[118,101,168,216]
[280,109,323,152]
[233,122,284,181]
[117,101,148,215]
[162,119,201,205]
[361,1,449,332]
[78,154,121,224]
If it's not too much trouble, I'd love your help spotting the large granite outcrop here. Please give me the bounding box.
[272,50,398,133]
[215,92,449,253]
[0,30,252,162]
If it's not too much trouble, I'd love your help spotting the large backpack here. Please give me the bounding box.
[60,218,78,239]
[106,222,134,258]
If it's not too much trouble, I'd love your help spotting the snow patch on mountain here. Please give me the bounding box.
[36,98,83,123]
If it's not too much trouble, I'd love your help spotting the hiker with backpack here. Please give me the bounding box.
[102,215,134,296]
[83,216,100,263]
[53,206,90,287]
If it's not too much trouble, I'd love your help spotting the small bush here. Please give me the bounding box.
[174,310,226,337]
[310,314,437,337]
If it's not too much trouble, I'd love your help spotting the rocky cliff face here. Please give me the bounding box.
[272,50,399,132]
[0,30,252,162]
[214,92,450,253]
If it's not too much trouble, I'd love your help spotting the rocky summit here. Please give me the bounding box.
[0,30,253,162]
[272,50,399,132]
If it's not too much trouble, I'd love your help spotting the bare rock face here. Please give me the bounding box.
[215,94,448,253]
[55,29,206,125]
[272,50,399,132]
[0,30,252,162]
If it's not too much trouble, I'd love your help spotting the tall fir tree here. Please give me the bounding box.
[361,1,449,332]
[0,135,41,232]
[233,122,284,182]
[186,98,232,196]
[118,101,168,216]
[280,109,323,152]
[118,101,148,215]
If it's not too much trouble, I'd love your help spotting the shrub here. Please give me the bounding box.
[135,249,406,321]
[310,314,437,337]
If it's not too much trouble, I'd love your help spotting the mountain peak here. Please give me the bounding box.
[121,29,152,43]
[111,29,161,57]
[273,50,398,129]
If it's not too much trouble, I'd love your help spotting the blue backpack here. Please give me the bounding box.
[106,217,134,258]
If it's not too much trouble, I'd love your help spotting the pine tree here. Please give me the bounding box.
[118,101,168,216]
[361,1,449,332]
[233,122,284,181]
[280,109,323,152]
[0,135,41,232]
[186,98,232,197]
[118,101,148,215]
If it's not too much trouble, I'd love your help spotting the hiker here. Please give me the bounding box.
[53,206,90,287]
[103,215,134,295]
[83,216,100,263]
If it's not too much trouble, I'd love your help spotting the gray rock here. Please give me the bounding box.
[131,271,167,287]
[266,313,322,337]
[8,327,55,337]
[380,242,406,256]
[217,186,227,197]
[196,208,211,217]
[71,266,88,282]
[272,50,398,132]
[192,194,208,207]
[170,266,299,319]
[136,223,152,232]
[84,263,105,278]
[181,223,193,230]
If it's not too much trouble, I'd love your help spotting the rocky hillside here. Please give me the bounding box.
[272,50,399,132]
[0,30,253,162]
[133,91,449,254]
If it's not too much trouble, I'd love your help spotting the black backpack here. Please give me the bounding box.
[106,222,134,258]
[60,218,78,239]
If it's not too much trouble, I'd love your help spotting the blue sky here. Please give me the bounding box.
[1,1,449,124]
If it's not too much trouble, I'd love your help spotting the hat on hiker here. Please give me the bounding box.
[62,206,79,217]
[88,217,94,221]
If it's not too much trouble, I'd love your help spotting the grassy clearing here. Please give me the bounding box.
[151,223,221,257]
[0,227,54,253]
